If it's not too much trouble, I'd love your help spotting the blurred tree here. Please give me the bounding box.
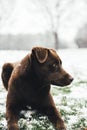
[75,24,87,48]
[32,0,63,49]
[43,0,59,49]
[32,0,73,49]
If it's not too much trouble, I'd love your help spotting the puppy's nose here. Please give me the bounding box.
[69,76,74,82]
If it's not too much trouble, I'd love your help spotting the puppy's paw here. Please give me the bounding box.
[8,123,19,130]
[55,126,66,130]
[55,120,66,130]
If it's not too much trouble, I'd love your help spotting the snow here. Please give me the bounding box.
[0,49,87,130]
[70,86,87,99]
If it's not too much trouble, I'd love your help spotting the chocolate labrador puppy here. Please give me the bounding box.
[1,47,73,130]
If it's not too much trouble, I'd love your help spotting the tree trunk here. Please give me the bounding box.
[53,31,59,50]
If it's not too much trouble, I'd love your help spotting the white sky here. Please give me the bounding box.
[0,0,87,43]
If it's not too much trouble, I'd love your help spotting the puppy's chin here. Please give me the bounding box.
[51,81,72,87]
[51,76,74,87]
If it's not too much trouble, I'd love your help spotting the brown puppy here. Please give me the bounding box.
[1,47,73,130]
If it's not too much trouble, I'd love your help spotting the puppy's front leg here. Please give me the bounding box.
[6,92,20,130]
[6,107,19,130]
[46,105,66,130]
[41,94,66,130]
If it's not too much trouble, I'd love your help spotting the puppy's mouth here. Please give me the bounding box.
[52,81,71,87]
[51,77,74,87]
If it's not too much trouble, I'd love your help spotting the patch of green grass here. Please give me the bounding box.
[0,78,87,130]
[71,118,87,129]
[19,113,54,130]
[51,86,71,95]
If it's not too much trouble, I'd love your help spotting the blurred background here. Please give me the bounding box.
[0,0,87,50]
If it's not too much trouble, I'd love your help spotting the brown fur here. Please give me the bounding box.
[1,47,73,130]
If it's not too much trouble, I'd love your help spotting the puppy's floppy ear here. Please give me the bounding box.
[32,47,48,63]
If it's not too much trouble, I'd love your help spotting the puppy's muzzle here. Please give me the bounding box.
[60,74,74,86]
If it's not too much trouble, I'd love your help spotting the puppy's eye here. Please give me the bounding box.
[52,63,59,71]
[52,63,57,68]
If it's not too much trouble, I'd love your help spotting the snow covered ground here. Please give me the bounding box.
[0,49,87,130]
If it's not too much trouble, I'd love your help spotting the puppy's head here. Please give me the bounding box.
[31,47,73,87]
